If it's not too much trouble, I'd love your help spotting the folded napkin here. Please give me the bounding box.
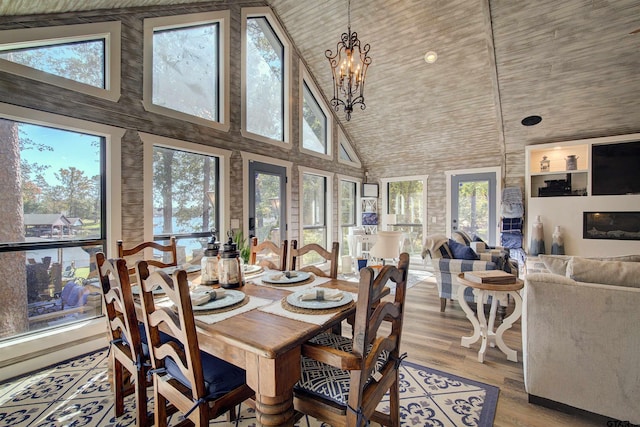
[190,289,225,306]
[268,271,299,281]
[299,288,343,301]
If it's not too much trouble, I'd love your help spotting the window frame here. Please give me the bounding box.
[0,21,121,102]
[142,11,230,131]
[299,65,332,159]
[0,101,124,378]
[337,174,362,256]
[241,7,292,148]
[139,132,232,244]
[298,166,333,248]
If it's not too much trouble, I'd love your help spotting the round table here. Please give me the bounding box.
[456,273,524,363]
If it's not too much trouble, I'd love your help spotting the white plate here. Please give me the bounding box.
[159,264,201,275]
[262,271,311,285]
[192,289,245,311]
[243,264,263,276]
[286,289,353,310]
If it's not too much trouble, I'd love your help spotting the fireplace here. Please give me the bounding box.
[583,212,640,240]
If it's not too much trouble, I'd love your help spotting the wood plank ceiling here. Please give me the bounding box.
[2,0,639,181]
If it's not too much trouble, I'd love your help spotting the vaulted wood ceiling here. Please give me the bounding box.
[2,0,639,180]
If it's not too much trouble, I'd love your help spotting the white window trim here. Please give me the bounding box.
[139,132,232,242]
[142,11,230,131]
[337,174,362,250]
[0,21,121,102]
[380,174,429,237]
[0,101,124,380]
[241,7,292,148]
[337,126,362,168]
[298,166,333,248]
[240,152,293,243]
[299,63,332,160]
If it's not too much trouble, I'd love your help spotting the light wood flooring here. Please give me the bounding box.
[399,272,603,427]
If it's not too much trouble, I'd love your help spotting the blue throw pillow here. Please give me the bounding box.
[448,239,479,260]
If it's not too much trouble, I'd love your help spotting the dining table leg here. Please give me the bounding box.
[246,347,301,426]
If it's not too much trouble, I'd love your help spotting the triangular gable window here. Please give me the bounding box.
[0,22,121,101]
[337,127,361,167]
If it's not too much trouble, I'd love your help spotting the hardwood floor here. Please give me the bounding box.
[397,272,603,427]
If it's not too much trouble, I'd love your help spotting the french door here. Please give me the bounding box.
[449,170,499,245]
[248,161,286,245]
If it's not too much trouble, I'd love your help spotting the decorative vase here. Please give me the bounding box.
[529,215,546,256]
[551,225,565,255]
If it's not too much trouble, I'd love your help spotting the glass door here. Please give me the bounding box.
[382,176,427,258]
[450,172,497,245]
[248,161,286,245]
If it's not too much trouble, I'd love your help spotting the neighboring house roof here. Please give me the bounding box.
[66,217,83,226]
[24,214,71,227]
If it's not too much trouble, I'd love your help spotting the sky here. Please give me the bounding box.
[19,122,101,185]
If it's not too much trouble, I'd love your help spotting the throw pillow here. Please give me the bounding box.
[540,254,640,276]
[448,239,479,260]
[567,257,640,288]
[451,230,472,246]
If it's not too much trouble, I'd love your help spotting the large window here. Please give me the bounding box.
[338,178,359,256]
[0,117,108,341]
[143,12,230,130]
[0,22,121,101]
[300,169,333,249]
[383,176,427,257]
[152,146,220,263]
[243,8,289,144]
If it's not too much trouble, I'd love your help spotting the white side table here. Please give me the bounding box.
[456,273,524,363]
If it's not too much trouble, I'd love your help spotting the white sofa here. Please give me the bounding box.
[523,256,640,424]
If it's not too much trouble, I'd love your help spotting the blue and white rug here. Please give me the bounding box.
[0,350,498,427]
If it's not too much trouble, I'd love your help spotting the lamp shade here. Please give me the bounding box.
[369,231,403,261]
[383,214,397,230]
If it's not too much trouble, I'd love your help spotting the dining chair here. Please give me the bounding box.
[248,237,288,271]
[289,240,339,278]
[293,252,410,427]
[117,236,177,277]
[96,253,150,427]
[135,261,254,427]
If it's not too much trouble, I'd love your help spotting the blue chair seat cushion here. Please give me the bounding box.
[165,351,246,401]
[294,333,389,406]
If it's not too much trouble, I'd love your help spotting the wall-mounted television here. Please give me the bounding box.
[591,141,640,195]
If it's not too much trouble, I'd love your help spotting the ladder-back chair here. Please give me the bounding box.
[117,236,177,277]
[293,252,410,426]
[289,240,339,278]
[96,253,150,427]
[135,261,254,427]
[248,237,288,271]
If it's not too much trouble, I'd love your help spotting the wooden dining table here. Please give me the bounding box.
[143,271,363,426]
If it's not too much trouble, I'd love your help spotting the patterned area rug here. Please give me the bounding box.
[0,350,498,426]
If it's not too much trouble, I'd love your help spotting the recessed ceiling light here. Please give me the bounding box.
[521,115,542,126]
[424,51,438,64]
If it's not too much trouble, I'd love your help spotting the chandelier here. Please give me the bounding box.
[325,0,371,121]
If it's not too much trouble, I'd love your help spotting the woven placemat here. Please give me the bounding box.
[281,297,355,315]
[262,274,316,287]
[171,296,250,316]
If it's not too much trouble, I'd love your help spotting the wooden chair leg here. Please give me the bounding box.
[440,297,447,312]
[154,387,168,427]
[113,358,125,416]
[135,369,148,427]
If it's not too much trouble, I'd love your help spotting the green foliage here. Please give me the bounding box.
[232,229,250,264]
